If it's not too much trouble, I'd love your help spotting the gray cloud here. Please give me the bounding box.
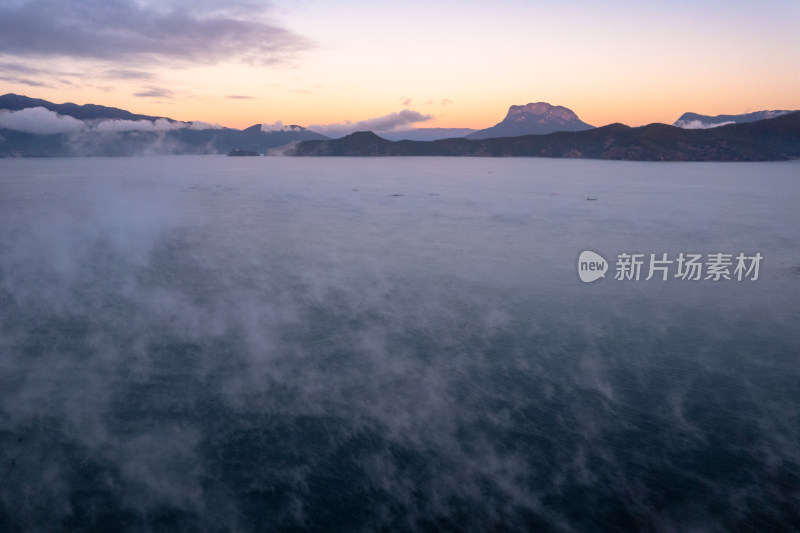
[227,95,255,100]
[0,61,53,87]
[0,75,52,88]
[0,59,85,87]
[311,109,434,136]
[0,60,43,74]
[134,86,176,99]
[103,69,155,80]
[0,0,313,66]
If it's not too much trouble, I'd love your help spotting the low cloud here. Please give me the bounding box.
[93,118,185,132]
[188,121,223,130]
[311,109,433,136]
[0,107,223,134]
[227,95,254,100]
[260,121,303,133]
[762,110,791,119]
[0,107,85,134]
[675,119,736,129]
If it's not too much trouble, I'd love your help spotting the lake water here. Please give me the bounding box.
[1,156,799,532]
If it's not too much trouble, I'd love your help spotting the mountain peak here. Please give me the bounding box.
[506,102,579,122]
[468,101,593,139]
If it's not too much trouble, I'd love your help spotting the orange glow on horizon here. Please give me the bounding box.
[9,81,800,133]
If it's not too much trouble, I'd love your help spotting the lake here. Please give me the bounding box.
[1,156,798,531]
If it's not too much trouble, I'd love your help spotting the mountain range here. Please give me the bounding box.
[1,93,798,160]
[289,113,800,161]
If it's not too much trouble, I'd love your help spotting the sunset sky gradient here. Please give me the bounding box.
[1,0,799,131]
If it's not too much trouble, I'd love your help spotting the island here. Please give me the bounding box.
[227,149,260,157]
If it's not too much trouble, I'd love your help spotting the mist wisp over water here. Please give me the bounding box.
[1,156,799,532]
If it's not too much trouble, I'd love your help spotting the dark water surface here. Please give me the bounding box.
[1,156,798,532]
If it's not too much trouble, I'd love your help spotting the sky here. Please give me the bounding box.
[1,0,799,131]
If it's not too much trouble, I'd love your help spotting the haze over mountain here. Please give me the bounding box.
[467,102,594,139]
[674,109,797,129]
[0,94,328,156]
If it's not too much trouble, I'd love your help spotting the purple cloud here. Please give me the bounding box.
[310,109,434,137]
[0,0,313,66]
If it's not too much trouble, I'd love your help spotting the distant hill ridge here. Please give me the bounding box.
[378,128,478,141]
[290,112,800,161]
[674,109,797,129]
[0,93,170,122]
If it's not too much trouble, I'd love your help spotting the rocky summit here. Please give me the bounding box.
[467,102,594,139]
